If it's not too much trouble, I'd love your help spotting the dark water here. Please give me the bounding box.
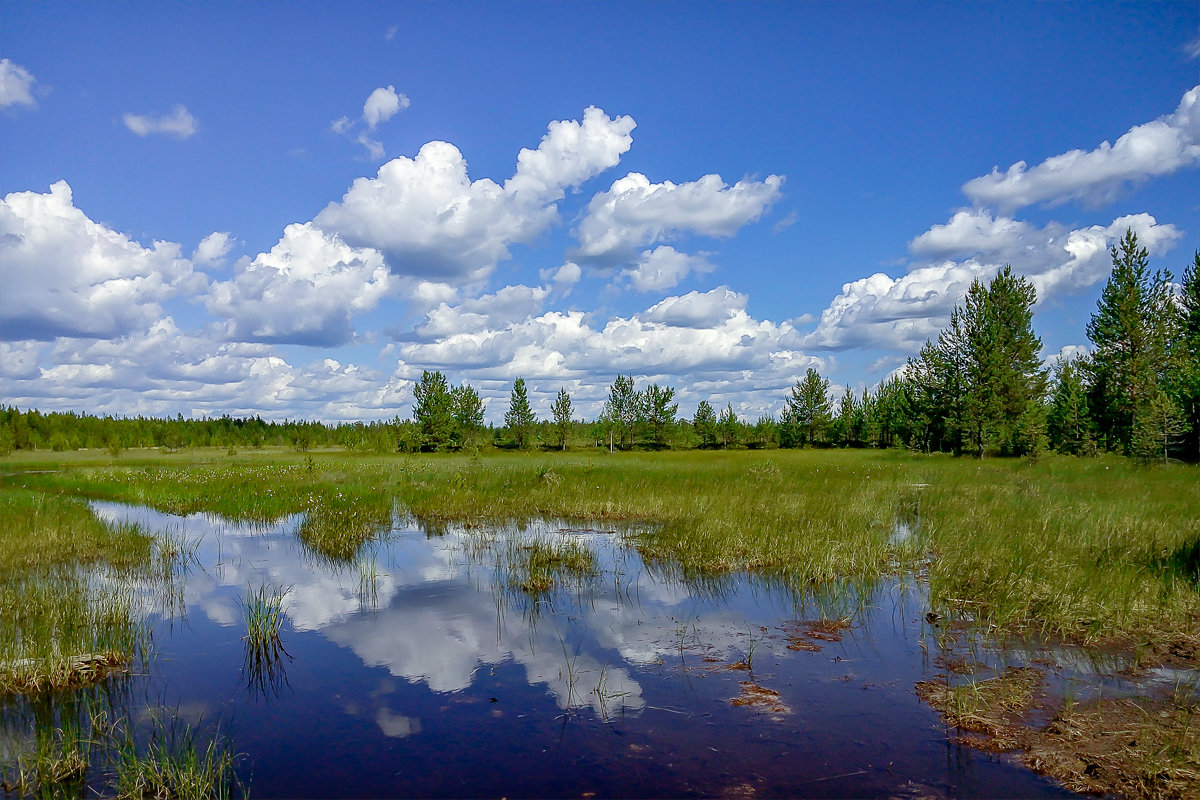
[74,502,1083,799]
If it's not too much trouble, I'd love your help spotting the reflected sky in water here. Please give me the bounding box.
[89,501,1080,799]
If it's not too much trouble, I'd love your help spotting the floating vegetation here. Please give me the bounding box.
[731,681,790,715]
[780,617,853,653]
[919,667,1200,799]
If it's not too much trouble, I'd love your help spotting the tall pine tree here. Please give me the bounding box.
[1087,229,1174,455]
[551,387,573,451]
[504,377,536,449]
[1177,250,1200,461]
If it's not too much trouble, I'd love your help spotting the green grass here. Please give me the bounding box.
[0,489,158,696]
[504,535,599,595]
[0,489,153,574]
[5,447,1198,649]
[112,710,242,800]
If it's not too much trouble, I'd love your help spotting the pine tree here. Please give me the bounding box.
[787,368,831,447]
[413,370,455,451]
[640,384,678,449]
[551,387,573,451]
[718,403,740,448]
[451,382,485,450]
[1047,355,1093,455]
[604,375,639,450]
[1086,229,1166,454]
[1177,250,1200,461]
[966,266,1047,456]
[504,377,536,449]
[693,400,717,448]
[777,403,802,448]
[835,390,857,447]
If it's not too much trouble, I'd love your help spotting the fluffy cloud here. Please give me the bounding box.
[123,104,198,139]
[315,107,635,281]
[803,211,1181,352]
[574,171,783,263]
[1,318,410,421]
[395,286,816,419]
[334,85,412,159]
[962,85,1200,211]
[363,85,409,129]
[505,106,637,199]
[205,222,394,346]
[0,58,37,108]
[412,284,550,340]
[192,231,234,265]
[0,181,202,341]
[639,287,747,328]
[621,245,713,292]
[360,85,408,128]
[540,261,582,289]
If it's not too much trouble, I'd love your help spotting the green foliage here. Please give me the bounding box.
[1086,229,1174,454]
[551,387,573,450]
[718,403,740,448]
[693,400,717,448]
[963,266,1047,456]
[603,374,639,450]
[1174,250,1200,461]
[639,383,678,449]
[412,370,455,451]
[901,266,1045,457]
[1048,355,1094,456]
[451,382,485,450]
[504,377,537,449]
[786,368,831,447]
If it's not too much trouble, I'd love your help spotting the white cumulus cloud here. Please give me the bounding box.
[1,318,410,421]
[123,104,198,139]
[0,58,38,108]
[315,107,635,282]
[363,85,409,129]
[0,181,203,341]
[205,222,394,346]
[394,287,816,420]
[575,171,783,264]
[962,85,1200,212]
[192,231,234,266]
[621,245,713,292]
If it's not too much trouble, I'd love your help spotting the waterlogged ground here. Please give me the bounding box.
[31,502,1136,798]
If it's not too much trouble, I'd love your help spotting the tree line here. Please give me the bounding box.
[3,231,1197,462]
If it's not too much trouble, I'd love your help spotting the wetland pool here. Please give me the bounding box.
[9,502,1114,798]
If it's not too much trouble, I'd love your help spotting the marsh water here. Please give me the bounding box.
[23,502,1113,797]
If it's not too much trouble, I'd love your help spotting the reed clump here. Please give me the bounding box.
[241,583,289,651]
[505,536,599,595]
[112,711,242,800]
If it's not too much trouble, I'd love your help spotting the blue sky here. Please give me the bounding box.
[2,1,1198,423]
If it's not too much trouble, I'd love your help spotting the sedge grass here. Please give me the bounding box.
[503,535,599,596]
[112,711,242,800]
[0,490,154,696]
[7,448,1199,649]
[241,583,289,652]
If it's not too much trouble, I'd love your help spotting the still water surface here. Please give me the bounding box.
[87,501,1080,798]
